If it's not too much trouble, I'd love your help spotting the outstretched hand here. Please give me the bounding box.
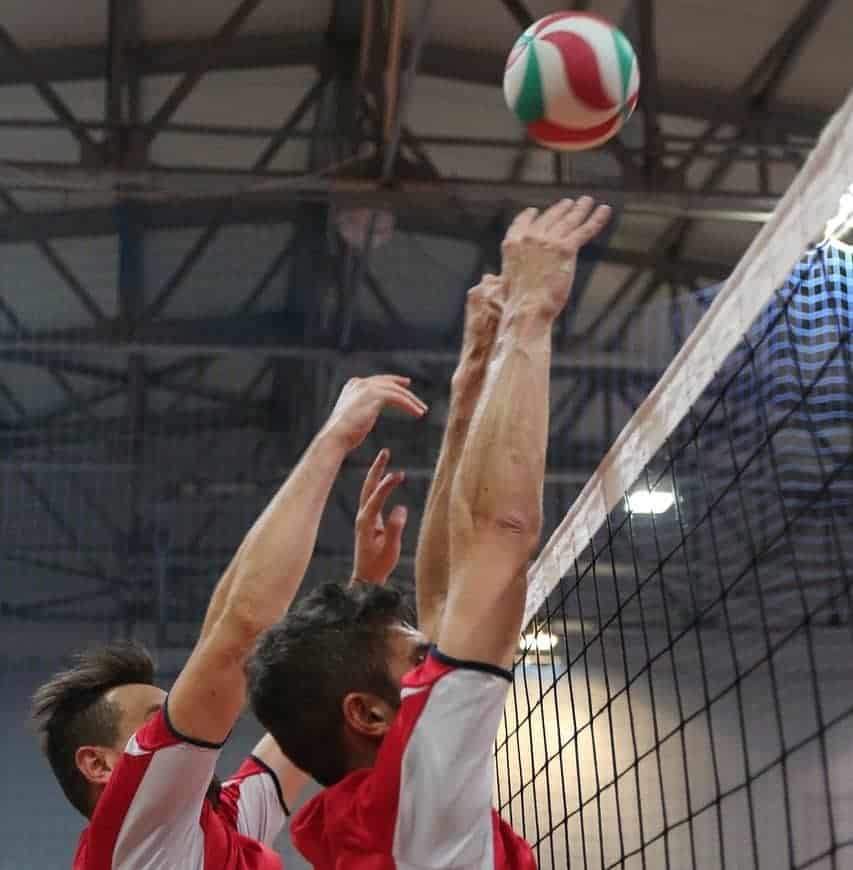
[352,449,407,585]
[501,196,612,318]
[324,375,427,452]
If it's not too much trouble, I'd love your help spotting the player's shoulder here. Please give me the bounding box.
[401,647,513,691]
[131,696,224,754]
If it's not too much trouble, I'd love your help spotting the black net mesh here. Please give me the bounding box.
[497,241,853,869]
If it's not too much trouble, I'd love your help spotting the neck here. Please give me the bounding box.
[343,734,380,777]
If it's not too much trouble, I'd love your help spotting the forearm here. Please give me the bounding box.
[440,306,552,665]
[453,306,551,534]
[415,350,490,639]
[216,428,348,635]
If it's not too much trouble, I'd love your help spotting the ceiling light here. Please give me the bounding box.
[519,632,559,652]
[626,489,675,515]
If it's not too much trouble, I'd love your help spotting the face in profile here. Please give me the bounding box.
[75,683,167,791]
[384,622,431,692]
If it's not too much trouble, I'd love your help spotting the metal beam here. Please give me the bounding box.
[143,77,328,321]
[0,26,101,161]
[3,406,271,452]
[0,326,669,374]
[0,116,809,156]
[0,36,829,138]
[498,0,534,29]
[579,0,834,346]
[0,167,780,222]
[672,0,834,179]
[0,189,108,326]
[141,0,265,149]
[105,0,141,167]
[12,468,110,578]
[637,0,662,179]
[0,200,733,279]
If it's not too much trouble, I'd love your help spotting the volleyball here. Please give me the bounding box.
[503,12,640,151]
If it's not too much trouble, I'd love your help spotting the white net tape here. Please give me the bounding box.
[524,87,853,627]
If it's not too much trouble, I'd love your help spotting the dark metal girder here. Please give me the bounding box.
[0,189,108,326]
[0,162,781,219]
[142,76,328,322]
[580,0,835,346]
[105,0,141,166]
[141,0,265,149]
[237,236,297,312]
[0,384,126,432]
[0,296,22,333]
[498,0,534,29]
[637,0,662,179]
[0,553,119,587]
[0,36,829,138]
[0,376,26,417]
[3,406,271,455]
[672,0,834,179]
[0,317,667,379]
[0,351,125,383]
[0,26,101,161]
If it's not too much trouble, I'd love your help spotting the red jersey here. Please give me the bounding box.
[73,703,286,869]
[291,649,536,869]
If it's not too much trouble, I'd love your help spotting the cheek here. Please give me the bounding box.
[391,656,414,685]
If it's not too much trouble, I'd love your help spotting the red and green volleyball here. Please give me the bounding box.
[503,12,640,152]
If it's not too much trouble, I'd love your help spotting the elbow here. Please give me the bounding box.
[451,467,544,565]
[466,504,543,564]
[495,509,543,560]
[219,598,272,648]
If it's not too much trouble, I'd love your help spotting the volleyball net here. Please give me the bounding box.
[497,89,853,869]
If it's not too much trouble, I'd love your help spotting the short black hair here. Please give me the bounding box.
[247,582,409,786]
[31,641,156,817]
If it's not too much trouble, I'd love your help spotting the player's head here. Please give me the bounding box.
[31,641,165,818]
[247,582,428,786]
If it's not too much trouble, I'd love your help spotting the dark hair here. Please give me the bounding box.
[31,641,156,817]
[247,582,409,786]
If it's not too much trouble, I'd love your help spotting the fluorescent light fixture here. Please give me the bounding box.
[519,632,559,652]
[626,489,675,515]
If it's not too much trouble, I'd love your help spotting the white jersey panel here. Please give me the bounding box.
[232,772,287,847]
[112,738,219,870]
[392,666,511,868]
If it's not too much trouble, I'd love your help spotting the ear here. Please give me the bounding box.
[75,745,119,787]
[341,692,395,739]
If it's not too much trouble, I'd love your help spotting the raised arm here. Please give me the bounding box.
[438,197,611,670]
[414,275,504,640]
[167,375,427,746]
[250,448,410,814]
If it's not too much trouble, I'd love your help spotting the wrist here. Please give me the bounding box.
[313,423,352,462]
[501,301,556,339]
